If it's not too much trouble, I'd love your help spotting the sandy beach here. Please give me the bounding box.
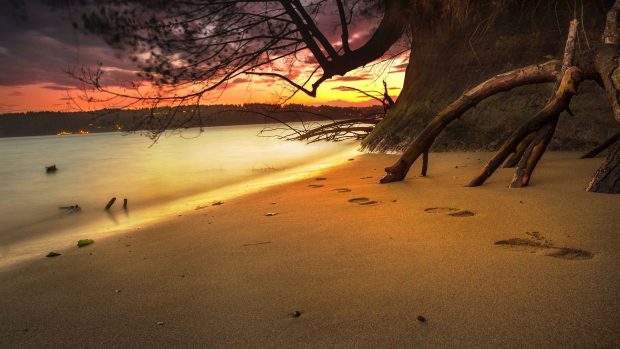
[1,152,618,348]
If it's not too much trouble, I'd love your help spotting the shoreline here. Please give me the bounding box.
[0,145,360,271]
[1,152,618,348]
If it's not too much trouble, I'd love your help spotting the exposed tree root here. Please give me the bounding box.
[509,117,559,188]
[376,7,620,192]
[379,60,561,183]
[467,67,583,187]
[469,19,579,188]
[421,150,429,177]
[503,132,535,168]
[580,132,620,158]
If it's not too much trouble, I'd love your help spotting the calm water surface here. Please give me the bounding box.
[0,125,358,267]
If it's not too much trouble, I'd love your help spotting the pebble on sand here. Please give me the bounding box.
[265,212,279,217]
[289,311,302,318]
[46,252,61,258]
[77,239,94,248]
[417,315,426,322]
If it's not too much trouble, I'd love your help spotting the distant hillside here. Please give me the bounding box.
[0,104,382,138]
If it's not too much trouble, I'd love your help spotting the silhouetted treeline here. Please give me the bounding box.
[0,104,382,138]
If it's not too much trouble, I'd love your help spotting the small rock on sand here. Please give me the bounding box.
[156,322,165,326]
[289,311,302,318]
[77,239,94,248]
[265,212,279,217]
[212,201,224,206]
[417,315,426,322]
[46,252,61,258]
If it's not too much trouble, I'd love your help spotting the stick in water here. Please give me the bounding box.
[105,197,116,210]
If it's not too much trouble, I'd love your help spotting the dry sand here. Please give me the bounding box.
[1,152,618,348]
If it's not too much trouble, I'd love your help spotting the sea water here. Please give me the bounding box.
[0,125,359,267]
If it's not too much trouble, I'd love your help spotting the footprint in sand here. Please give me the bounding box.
[424,207,475,217]
[348,197,378,205]
[494,236,593,260]
[448,210,475,217]
[308,184,324,188]
[333,188,352,193]
[425,207,459,214]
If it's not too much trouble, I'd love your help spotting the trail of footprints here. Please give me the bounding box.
[306,178,591,260]
[306,177,381,205]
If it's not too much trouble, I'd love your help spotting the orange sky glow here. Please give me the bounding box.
[0,55,408,113]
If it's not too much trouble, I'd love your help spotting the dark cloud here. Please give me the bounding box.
[231,78,253,84]
[330,86,354,91]
[330,73,373,82]
[0,1,397,95]
[41,84,73,90]
[389,62,409,73]
[0,0,138,88]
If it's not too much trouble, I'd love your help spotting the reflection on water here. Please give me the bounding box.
[0,125,358,267]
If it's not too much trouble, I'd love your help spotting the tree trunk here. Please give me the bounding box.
[362,2,604,152]
[589,1,620,192]
[587,140,620,193]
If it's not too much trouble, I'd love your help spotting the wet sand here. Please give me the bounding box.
[1,152,618,348]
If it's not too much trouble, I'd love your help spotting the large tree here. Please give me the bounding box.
[47,0,620,193]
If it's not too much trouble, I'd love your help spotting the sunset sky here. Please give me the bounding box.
[0,1,409,114]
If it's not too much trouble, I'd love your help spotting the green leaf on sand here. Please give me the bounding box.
[77,239,94,247]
